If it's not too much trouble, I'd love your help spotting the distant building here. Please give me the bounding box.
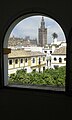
[8,37,37,47]
[8,36,66,70]
[51,46,66,69]
[25,36,30,40]
[42,47,52,68]
[38,17,47,47]
[8,49,46,75]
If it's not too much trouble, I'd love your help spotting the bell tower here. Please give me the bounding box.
[38,17,47,47]
[41,17,45,29]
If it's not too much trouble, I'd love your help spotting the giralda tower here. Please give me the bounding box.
[38,17,47,47]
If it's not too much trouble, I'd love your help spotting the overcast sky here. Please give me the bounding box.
[10,15,66,44]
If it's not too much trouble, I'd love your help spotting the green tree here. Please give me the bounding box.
[8,66,66,86]
[52,32,58,39]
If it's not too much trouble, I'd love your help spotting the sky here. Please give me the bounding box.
[10,15,66,44]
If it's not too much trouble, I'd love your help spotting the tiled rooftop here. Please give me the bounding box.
[8,49,46,58]
[52,46,66,55]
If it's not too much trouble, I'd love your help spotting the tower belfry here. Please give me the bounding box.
[38,16,47,47]
[41,17,45,29]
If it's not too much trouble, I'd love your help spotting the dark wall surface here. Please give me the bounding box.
[0,0,72,119]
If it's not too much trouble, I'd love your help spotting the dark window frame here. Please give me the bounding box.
[33,69,36,72]
[50,51,52,54]
[59,58,62,63]
[25,58,27,63]
[24,68,27,72]
[15,59,18,64]
[64,58,66,61]
[9,59,12,65]
[54,57,57,61]
[43,67,45,71]
[39,57,41,65]
[44,51,47,53]
[1,9,72,95]
[54,65,59,69]
[33,58,35,63]
[20,58,23,63]
[43,57,45,61]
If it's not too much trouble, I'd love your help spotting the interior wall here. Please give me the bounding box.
[0,0,72,118]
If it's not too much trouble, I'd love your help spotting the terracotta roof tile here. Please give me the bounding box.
[8,49,46,58]
[52,46,66,55]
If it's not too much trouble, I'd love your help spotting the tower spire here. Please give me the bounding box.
[41,16,45,29]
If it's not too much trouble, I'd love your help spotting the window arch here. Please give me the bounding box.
[25,58,27,63]
[33,58,35,63]
[54,57,57,61]
[20,58,23,63]
[59,58,62,63]
[3,10,67,92]
[9,59,12,65]
[15,59,18,64]
[64,58,66,61]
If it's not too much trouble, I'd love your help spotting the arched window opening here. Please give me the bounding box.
[39,57,41,65]
[54,57,57,61]
[43,57,45,61]
[20,58,23,63]
[25,58,27,63]
[64,58,66,61]
[3,13,66,91]
[33,58,35,63]
[59,58,62,63]
[9,59,12,65]
[15,59,18,64]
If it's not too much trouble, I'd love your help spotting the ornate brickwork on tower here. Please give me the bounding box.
[38,17,47,47]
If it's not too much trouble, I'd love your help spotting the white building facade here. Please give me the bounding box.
[8,49,46,75]
[51,45,66,69]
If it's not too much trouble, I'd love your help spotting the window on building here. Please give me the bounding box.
[20,58,23,63]
[25,58,27,63]
[50,59,51,66]
[39,57,41,64]
[15,59,18,64]
[47,60,48,66]
[44,51,47,53]
[54,65,59,69]
[33,69,36,72]
[43,57,45,61]
[33,58,35,63]
[64,58,66,61]
[54,57,57,61]
[9,59,12,65]
[59,58,62,63]
[43,67,45,71]
[50,51,52,54]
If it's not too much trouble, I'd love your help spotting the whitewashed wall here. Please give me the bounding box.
[51,54,66,68]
